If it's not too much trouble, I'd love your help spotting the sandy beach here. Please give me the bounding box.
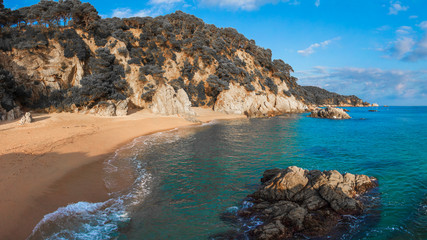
[0,108,244,240]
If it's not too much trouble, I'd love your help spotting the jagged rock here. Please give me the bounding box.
[151,84,195,116]
[0,107,6,121]
[368,110,378,112]
[308,107,351,119]
[214,84,307,117]
[115,98,129,116]
[239,166,377,239]
[3,106,23,121]
[19,112,32,125]
[343,108,350,112]
[89,101,116,117]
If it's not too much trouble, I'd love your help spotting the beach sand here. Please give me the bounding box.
[0,108,244,239]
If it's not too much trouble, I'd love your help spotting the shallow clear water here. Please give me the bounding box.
[30,106,427,240]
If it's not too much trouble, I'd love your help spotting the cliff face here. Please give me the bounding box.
[0,4,368,119]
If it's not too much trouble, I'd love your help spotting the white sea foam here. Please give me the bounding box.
[28,122,218,239]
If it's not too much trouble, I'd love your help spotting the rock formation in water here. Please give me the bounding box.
[0,1,369,120]
[238,166,378,240]
[308,107,351,119]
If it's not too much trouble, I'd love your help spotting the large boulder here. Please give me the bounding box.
[19,112,32,125]
[308,107,351,119]
[151,84,196,116]
[239,166,377,239]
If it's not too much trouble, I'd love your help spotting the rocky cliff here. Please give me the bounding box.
[0,1,369,120]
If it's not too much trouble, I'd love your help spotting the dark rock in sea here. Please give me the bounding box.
[368,110,378,112]
[308,107,351,119]
[238,166,378,240]
[343,108,350,112]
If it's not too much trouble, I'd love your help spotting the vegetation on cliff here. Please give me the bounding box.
[0,0,367,116]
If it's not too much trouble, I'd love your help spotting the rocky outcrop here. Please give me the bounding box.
[151,84,195,116]
[214,84,307,117]
[19,112,32,125]
[84,99,130,117]
[0,106,22,121]
[308,107,351,119]
[238,166,378,239]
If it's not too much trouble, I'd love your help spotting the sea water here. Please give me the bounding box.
[29,106,427,240]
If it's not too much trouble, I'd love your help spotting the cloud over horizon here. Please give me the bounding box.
[296,66,427,105]
[297,37,340,56]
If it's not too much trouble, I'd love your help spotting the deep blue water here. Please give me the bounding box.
[29,106,427,240]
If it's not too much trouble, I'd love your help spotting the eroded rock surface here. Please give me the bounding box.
[151,84,196,116]
[214,84,307,117]
[19,112,32,125]
[308,107,351,119]
[239,166,377,239]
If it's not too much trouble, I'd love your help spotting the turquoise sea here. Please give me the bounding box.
[29,106,427,240]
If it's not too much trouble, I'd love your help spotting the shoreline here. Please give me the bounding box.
[0,108,245,240]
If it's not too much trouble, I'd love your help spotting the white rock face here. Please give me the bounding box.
[2,106,23,121]
[151,84,195,116]
[115,99,130,116]
[87,99,129,117]
[19,112,32,125]
[214,83,307,117]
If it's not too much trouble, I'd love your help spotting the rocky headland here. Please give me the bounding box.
[238,166,378,239]
[0,1,371,121]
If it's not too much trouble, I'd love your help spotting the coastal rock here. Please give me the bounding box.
[3,106,23,121]
[239,166,377,239]
[214,84,307,117]
[151,84,196,116]
[19,112,32,125]
[308,107,351,119]
[115,98,129,116]
[90,101,116,117]
[368,110,378,112]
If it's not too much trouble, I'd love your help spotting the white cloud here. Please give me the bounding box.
[315,0,320,7]
[409,15,418,19]
[297,37,340,56]
[419,21,427,30]
[396,26,413,35]
[391,37,416,58]
[149,0,183,4]
[112,8,154,18]
[404,34,427,61]
[376,25,391,32]
[388,1,409,15]
[381,24,427,61]
[296,67,427,105]
[198,0,303,10]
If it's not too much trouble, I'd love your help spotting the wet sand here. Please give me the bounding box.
[0,108,244,239]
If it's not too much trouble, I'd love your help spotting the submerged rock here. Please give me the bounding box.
[308,107,351,119]
[19,112,32,125]
[239,166,377,239]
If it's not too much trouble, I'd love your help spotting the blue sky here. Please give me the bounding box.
[7,0,427,105]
